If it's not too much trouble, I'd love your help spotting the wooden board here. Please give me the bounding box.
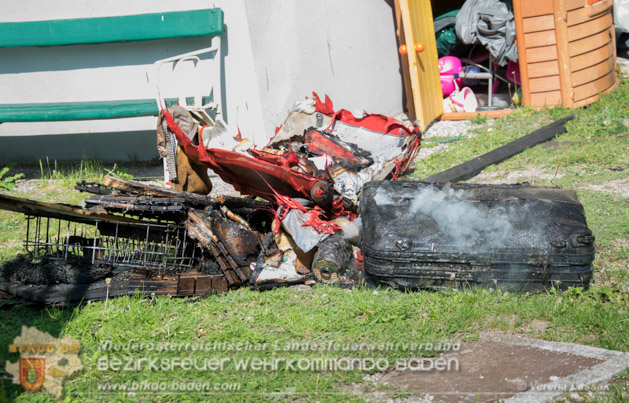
[529,76,562,92]
[572,79,618,107]
[572,71,617,101]
[523,15,555,33]
[567,7,592,26]
[570,42,614,71]
[0,193,148,226]
[520,0,554,18]
[526,45,559,63]
[514,0,616,110]
[399,0,443,130]
[566,0,586,11]
[0,9,224,48]
[530,91,563,106]
[554,0,573,107]
[129,269,228,296]
[528,60,560,78]
[568,29,613,57]
[513,0,532,106]
[524,30,557,48]
[567,13,613,42]
[567,0,613,26]
[394,0,416,120]
[102,175,218,208]
[571,55,615,86]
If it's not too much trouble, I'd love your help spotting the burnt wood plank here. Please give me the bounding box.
[103,175,219,207]
[0,279,131,303]
[422,116,574,183]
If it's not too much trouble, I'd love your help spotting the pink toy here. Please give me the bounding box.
[438,56,463,96]
[507,61,521,85]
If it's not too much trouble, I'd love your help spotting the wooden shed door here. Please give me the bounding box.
[398,0,443,131]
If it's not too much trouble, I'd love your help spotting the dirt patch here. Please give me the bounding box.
[541,141,577,151]
[414,121,481,165]
[468,167,563,184]
[526,319,551,334]
[209,176,240,197]
[581,178,629,199]
[467,170,629,198]
[423,120,481,140]
[372,338,603,402]
[13,179,42,194]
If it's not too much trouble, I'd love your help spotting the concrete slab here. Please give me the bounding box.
[374,332,629,402]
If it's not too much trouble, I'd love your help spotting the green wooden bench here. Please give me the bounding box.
[0,9,223,122]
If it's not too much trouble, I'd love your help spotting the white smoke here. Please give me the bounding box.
[373,184,547,250]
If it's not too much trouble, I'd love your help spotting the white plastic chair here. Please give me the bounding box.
[150,34,225,128]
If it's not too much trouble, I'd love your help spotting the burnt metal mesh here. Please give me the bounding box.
[23,216,198,271]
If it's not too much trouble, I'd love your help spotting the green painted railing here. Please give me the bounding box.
[0,9,222,122]
[0,97,213,122]
[0,9,223,47]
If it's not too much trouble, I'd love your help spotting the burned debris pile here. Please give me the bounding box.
[0,179,268,303]
[0,95,595,304]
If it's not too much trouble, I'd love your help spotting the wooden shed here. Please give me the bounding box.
[396,0,619,130]
[514,0,619,109]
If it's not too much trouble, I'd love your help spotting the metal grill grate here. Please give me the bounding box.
[24,216,199,271]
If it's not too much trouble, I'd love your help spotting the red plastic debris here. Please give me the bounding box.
[304,129,360,163]
[354,249,365,271]
[312,92,420,137]
[162,108,325,202]
[302,206,341,235]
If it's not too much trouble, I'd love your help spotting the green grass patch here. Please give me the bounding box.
[0,285,626,401]
[412,78,628,182]
[0,81,627,401]
[38,156,131,185]
[0,166,25,191]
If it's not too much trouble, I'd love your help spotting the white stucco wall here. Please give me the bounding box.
[0,0,266,163]
[0,0,404,163]
[245,0,404,136]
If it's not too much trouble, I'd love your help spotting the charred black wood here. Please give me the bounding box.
[2,255,114,285]
[75,181,113,195]
[199,254,222,275]
[103,175,218,207]
[185,210,254,287]
[84,195,187,221]
[0,194,147,227]
[217,195,273,211]
[0,266,230,303]
[207,210,260,266]
[90,176,273,224]
[0,278,131,304]
[423,116,574,183]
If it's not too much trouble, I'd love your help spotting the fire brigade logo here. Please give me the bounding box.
[19,358,46,391]
[6,326,83,398]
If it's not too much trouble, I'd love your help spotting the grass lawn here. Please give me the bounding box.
[0,79,628,402]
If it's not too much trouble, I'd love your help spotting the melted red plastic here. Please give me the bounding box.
[163,93,419,208]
